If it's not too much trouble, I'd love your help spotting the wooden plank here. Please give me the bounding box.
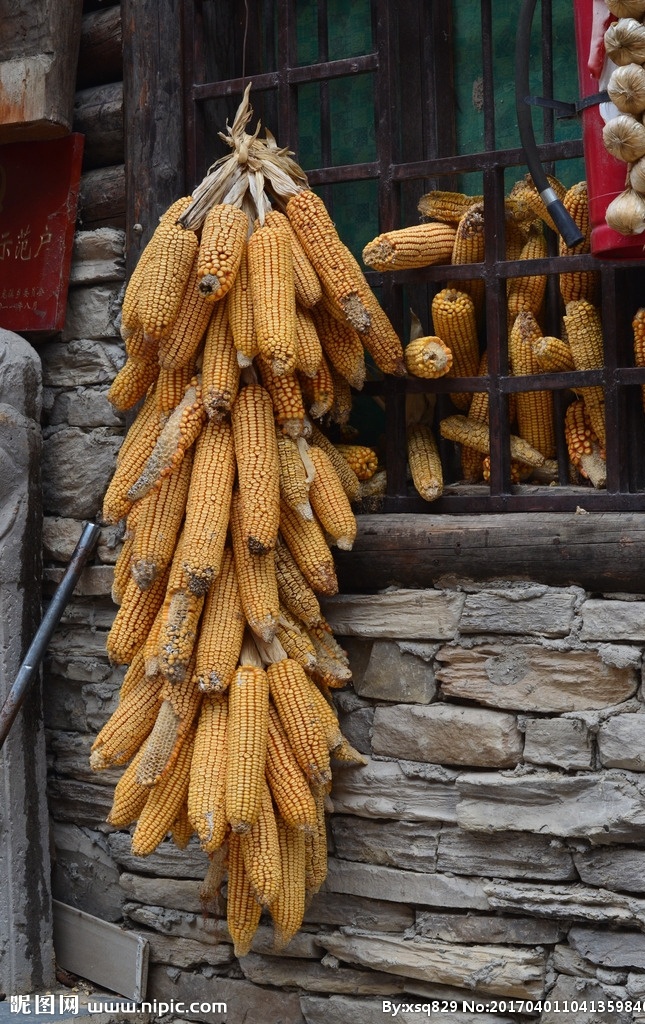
[53,900,149,1001]
[122,0,185,275]
[0,1,83,143]
[334,512,645,594]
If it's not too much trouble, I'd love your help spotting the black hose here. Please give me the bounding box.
[515,0,584,248]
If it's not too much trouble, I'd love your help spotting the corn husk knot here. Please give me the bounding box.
[608,63,645,114]
[604,18,645,66]
[602,113,645,161]
[605,187,645,233]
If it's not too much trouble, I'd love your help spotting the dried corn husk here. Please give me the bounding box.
[608,63,645,114]
[605,0,645,18]
[605,187,645,233]
[603,113,645,160]
[604,18,645,66]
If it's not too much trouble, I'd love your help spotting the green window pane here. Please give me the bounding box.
[328,0,373,60]
[329,75,376,165]
[321,179,379,261]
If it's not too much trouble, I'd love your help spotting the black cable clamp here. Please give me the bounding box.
[523,91,610,119]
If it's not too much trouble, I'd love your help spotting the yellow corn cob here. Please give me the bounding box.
[358,292,406,377]
[328,367,352,426]
[227,831,262,956]
[158,587,205,684]
[187,692,228,851]
[138,219,199,341]
[111,533,134,605]
[90,670,163,770]
[232,384,281,555]
[417,190,483,223]
[447,202,485,315]
[505,214,531,262]
[267,659,331,787]
[271,819,307,949]
[180,418,235,595]
[125,324,158,363]
[565,398,607,489]
[632,307,645,412]
[106,568,169,665]
[275,536,323,629]
[266,707,318,829]
[277,434,313,520]
[240,780,281,905]
[247,220,297,376]
[106,746,149,827]
[407,423,443,502]
[405,335,454,379]
[127,377,206,503]
[507,226,548,319]
[431,288,480,410]
[334,443,378,481]
[362,221,456,271]
[194,548,244,693]
[309,619,350,665]
[113,383,160,469]
[559,181,599,305]
[307,444,357,550]
[230,489,279,643]
[117,648,147,701]
[202,297,240,420]
[255,352,306,439]
[300,354,335,420]
[460,350,489,483]
[275,608,317,671]
[304,786,328,895]
[130,453,192,590]
[286,189,372,332]
[137,655,201,787]
[228,246,258,367]
[482,455,532,484]
[310,302,366,390]
[279,500,338,596]
[156,364,196,414]
[508,173,567,233]
[307,634,351,690]
[131,726,196,856]
[310,424,360,501]
[266,211,322,309]
[107,357,160,413]
[530,335,575,373]
[197,202,248,301]
[509,312,555,459]
[158,255,214,368]
[171,803,193,849]
[439,414,546,467]
[293,305,323,378]
[143,597,166,677]
[225,663,270,834]
[563,299,606,447]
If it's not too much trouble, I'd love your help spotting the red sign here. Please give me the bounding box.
[0,134,84,333]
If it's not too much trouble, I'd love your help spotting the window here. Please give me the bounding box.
[182,0,645,511]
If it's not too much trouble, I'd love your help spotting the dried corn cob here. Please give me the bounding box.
[334,444,378,481]
[564,398,607,489]
[228,246,258,367]
[460,350,489,483]
[310,424,360,501]
[304,786,328,895]
[328,367,353,426]
[286,189,372,333]
[230,489,279,643]
[171,804,193,849]
[266,706,317,829]
[362,221,456,271]
[157,587,204,684]
[405,335,453,379]
[232,384,281,554]
[509,311,555,459]
[240,780,281,905]
[482,455,532,485]
[507,226,548,319]
[632,307,645,412]
[271,820,307,949]
[266,209,323,309]
[181,418,235,595]
[255,352,306,439]
[279,500,338,596]
[197,202,248,301]
[407,423,443,501]
[417,190,483,223]
[106,746,150,827]
[248,219,297,376]
[107,357,160,413]
[431,288,480,410]
[131,726,195,856]
[294,305,323,378]
[226,663,270,834]
[158,255,214,368]
[111,532,134,605]
[530,335,575,373]
[227,831,262,956]
[358,292,406,376]
[275,607,317,671]
[447,201,485,315]
[194,548,244,693]
[307,444,357,550]
[90,670,163,770]
[187,693,228,851]
[106,568,169,665]
[156,364,196,414]
[138,218,199,341]
[202,297,240,420]
[125,324,158,363]
[439,414,546,467]
[300,354,335,420]
[311,302,366,390]
[559,181,599,305]
[267,658,331,786]
[277,434,313,520]
[130,453,192,590]
[508,173,567,233]
[136,657,201,788]
[563,299,606,447]
[275,536,323,629]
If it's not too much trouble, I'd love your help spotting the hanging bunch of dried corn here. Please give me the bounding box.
[92,84,411,954]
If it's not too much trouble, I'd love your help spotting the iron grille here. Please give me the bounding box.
[182,0,645,512]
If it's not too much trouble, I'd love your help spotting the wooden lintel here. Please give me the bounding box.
[334,512,645,594]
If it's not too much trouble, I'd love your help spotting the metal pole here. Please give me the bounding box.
[0,520,101,751]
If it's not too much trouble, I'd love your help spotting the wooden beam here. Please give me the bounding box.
[77,5,123,89]
[78,164,125,229]
[334,512,645,594]
[122,0,186,274]
[73,82,123,169]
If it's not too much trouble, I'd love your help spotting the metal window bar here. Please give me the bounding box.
[182,0,645,513]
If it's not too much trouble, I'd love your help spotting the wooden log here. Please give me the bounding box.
[335,512,645,595]
[122,0,185,274]
[77,6,123,89]
[78,164,125,230]
[0,1,82,142]
[73,82,124,169]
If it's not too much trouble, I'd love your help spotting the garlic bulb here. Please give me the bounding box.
[605,0,645,17]
[630,153,645,190]
[608,63,645,113]
[603,113,645,160]
[604,18,645,65]
[605,187,645,233]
